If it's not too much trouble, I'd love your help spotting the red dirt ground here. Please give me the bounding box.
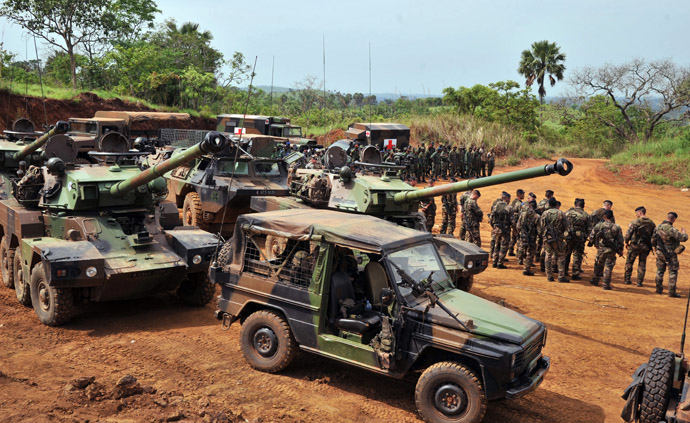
[1,158,689,422]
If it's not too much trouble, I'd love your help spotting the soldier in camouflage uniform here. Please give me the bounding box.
[653,212,688,297]
[591,200,614,226]
[564,198,591,280]
[458,145,466,178]
[462,190,483,246]
[517,192,537,266]
[539,197,569,282]
[479,146,487,177]
[623,206,656,286]
[439,190,458,236]
[486,149,496,176]
[464,146,473,178]
[458,190,471,241]
[430,146,441,180]
[536,190,554,271]
[449,146,458,178]
[509,189,525,257]
[420,198,436,233]
[588,210,624,290]
[490,192,512,268]
[473,147,482,178]
[517,200,539,275]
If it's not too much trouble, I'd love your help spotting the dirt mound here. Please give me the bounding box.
[0,90,215,131]
[312,128,345,146]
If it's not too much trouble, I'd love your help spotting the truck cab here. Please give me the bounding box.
[212,209,549,423]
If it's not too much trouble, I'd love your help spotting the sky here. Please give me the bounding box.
[1,0,689,97]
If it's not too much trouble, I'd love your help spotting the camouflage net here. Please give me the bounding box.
[159,128,211,148]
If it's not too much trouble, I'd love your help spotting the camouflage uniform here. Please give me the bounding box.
[463,197,483,247]
[490,200,512,267]
[458,147,466,178]
[420,198,436,233]
[591,207,615,226]
[464,148,473,178]
[623,216,656,286]
[458,191,471,241]
[653,221,688,296]
[517,207,539,273]
[539,208,568,281]
[449,147,458,178]
[486,152,495,176]
[473,149,482,178]
[564,207,591,279]
[440,193,458,236]
[431,148,441,179]
[509,197,523,256]
[589,221,624,289]
[536,198,550,271]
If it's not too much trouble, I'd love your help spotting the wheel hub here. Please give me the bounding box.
[434,383,467,416]
[253,327,278,357]
[38,282,51,311]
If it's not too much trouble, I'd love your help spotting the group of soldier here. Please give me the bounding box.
[421,189,688,297]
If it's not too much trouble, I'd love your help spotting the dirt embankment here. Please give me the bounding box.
[0,90,215,131]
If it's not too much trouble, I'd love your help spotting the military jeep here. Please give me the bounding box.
[212,209,549,423]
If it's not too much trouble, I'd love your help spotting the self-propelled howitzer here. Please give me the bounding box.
[12,121,70,162]
[1,132,227,326]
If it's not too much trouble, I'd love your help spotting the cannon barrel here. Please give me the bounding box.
[12,121,70,161]
[110,131,227,198]
[393,158,574,204]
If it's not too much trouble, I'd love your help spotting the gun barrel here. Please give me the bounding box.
[110,131,227,198]
[12,121,70,161]
[393,158,573,204]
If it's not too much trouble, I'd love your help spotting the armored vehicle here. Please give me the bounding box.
[212,209,550,423]
[346,122,410,150]
[251,141,573,291]
[216,114,320,150]
[0,131,227,326]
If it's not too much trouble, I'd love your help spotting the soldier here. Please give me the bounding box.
[536,190,554,271]
[473,147,482,178]
[486,149,496,176]
[537,190,554,215]
[539,197,569,282]
[464,146,473,178]
[517,192,537,266]
[490,192,512,268]
[458,190,471,241]
[462,189,483,247]
[439,191,458,236]
[509,189,525,256]
[350,143,361,162]
[420,198,436,233]
[449,146,459,179]
[653,212,688,297]
[431,146,441,179]
[479,146,487,177]
[564,198,591,280]
[518,200,539,275]
[440,146,450,179]
[623,206,656,286]
[588,210,624,290]
[458,145,466,178]
[591,200,614,226]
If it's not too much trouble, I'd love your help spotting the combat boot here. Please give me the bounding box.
[523,270,535,276]
[669,292,681,298]
[636,282,643,287]
[571,274,582,281]
[603,285,612,290]
[496,264,508,269]
[547,276,555,282]
[558,277,570,283]
[623,280,632,285]
[508,250,516,257]
[590,278,599,286]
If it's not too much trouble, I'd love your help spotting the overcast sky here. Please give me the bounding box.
[1,0,688,97]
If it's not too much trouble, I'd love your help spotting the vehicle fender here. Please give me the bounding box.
[164,227,219,269]
[233,300,312,347]
[19,237,105,287]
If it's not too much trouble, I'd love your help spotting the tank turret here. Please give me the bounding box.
[13,121,70,161]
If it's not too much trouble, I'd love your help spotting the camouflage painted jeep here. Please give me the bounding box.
[212,209,549,423]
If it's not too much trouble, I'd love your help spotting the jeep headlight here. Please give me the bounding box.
[511,352,517,367]
[192,254,202,265]
[86,266,97,278]
[467,261,474,269]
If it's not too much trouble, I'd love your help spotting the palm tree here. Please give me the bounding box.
[518,40,566,104]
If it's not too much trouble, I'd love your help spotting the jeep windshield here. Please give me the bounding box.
[387,243,453,305]
[253,162,281,177]
[217,159,249,176]
[283,127,302,137]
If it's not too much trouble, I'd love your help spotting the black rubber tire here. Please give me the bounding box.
[415,361,487,423]
[240,310,297,373]
[29,262,75,326]
[177,271,216,306]
[1,237,14,289]
[182,192,203,228]
[639,348,676,423]
[456,276,474,293]
[217,240,233,267]
[13,248,31,307]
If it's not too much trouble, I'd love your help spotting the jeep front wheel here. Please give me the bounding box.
[639,348,675,423]
[29,263,75,326]
[177,271,216,306]
[1,237,14,288]
[14,248,31,306]
[415,362,487,423]
[182,192,203,228]
[240,310,297,373]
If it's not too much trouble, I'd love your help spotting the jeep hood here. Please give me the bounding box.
[420,289,542,344]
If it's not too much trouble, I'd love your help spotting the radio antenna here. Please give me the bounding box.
[368,42,372,138]
[33,36,48,127]
[270,55,274,106]
[322,35,326,110]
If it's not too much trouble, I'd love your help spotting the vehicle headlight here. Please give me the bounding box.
[467,261,474,269]
[511,353,517,367]
[86,266,97,278]
[192,254,202,265]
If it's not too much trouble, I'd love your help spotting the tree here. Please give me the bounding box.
[570,59,690,143]
[0,0,159,89]
[518,40,566,104]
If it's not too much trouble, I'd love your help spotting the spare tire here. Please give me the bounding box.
[639,348,676,423]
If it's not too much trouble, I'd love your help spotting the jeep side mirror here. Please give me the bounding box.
[380,288,394,306]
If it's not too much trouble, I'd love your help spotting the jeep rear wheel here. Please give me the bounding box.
[177,271,216,306]
[182,192,204,228]
[14,248,31,306]
[639,348,675,423]
[415,362,487,423]
[240,310,297,373]
[29,263,75,326]
[1,237,14,289]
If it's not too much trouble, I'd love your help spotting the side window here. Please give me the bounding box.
[243,233,320,290]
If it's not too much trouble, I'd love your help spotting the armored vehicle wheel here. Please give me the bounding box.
[182,192,204,228]
[177,271,216,306]
[415,362,487,423]
[240,310,297,373]
[639,348,675,423]
[456,276,473,293]
[29,263,75,326]
[1,237,14,288]
[14,249,31,306]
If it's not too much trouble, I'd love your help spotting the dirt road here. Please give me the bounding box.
[1,158,689,423]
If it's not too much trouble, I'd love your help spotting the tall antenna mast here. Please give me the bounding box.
[322,35,326,110]
[270,55,275,107]
[368,42,372,134]
[33,36,48,127]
